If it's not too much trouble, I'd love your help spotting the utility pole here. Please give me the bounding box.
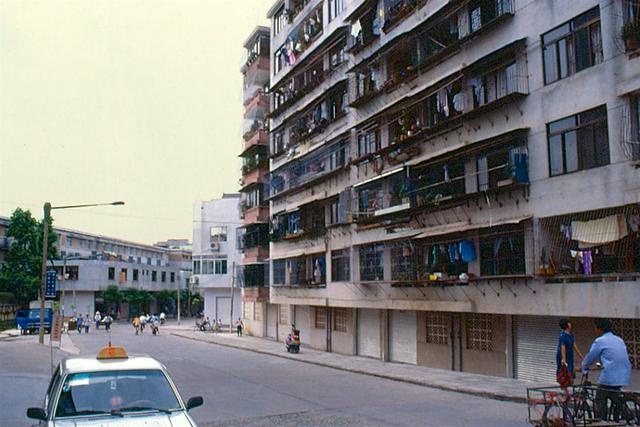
[176,275,181,325]
[38,203,51,345]
[229,262,236,333]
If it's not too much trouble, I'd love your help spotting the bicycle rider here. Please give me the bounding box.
[581,318,632,420]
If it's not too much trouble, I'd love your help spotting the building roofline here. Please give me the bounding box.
[243,26,271,49]
[266,0,285,19]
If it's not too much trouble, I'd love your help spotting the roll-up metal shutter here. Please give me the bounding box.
[295,305,311,344]
[357,308,380,358]
[389,310,417,364]
[216,297,231,326]
[515,315,560,382]
[267,304,277,338]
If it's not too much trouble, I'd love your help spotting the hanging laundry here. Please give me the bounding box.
[583,250,593,275]
[572,214,628,248]
[448,243,456,263]
[459,240,476,263]
[443,164,450,183]
[560,224,572,240]
[628,213,640,233]
[351,20,362,37]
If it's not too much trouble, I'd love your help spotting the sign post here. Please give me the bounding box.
[50,313,63,373]
[45,270,57,299]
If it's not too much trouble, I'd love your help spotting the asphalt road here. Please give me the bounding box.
[0,323,530,426]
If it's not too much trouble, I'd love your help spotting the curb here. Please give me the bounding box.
[170,332,526,404]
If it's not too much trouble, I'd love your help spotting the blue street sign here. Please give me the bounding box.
[45,270,57,298]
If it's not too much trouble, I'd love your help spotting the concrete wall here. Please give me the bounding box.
[204,288,241,327]
[416,311,452,370]
[461,314,508,378]
[60,291,94,318]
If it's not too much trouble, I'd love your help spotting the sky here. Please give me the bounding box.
[0,0,274,245]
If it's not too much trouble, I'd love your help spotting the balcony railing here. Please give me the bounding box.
[270,69,325,118]
[382,0,427,33]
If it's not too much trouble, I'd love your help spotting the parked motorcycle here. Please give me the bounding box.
[285,329,301,353]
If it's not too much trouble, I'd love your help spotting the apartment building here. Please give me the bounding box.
[0,215,190,317]
[266,0,640,385]
[239,27,274,337]
[192,195,243,326]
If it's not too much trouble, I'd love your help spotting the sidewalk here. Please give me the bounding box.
[168,328,536,403]
[0,328,20,340]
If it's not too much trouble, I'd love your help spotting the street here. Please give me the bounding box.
[0,323,529,427]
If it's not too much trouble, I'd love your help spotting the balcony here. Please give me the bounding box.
[270,65,325,119]
[270,201,327,243]
[382,0,427,34]
[244,91,269,117]
[269,138,348,198]
[538,204,640,282]
[272,253,326,288]
[346,5,380,54]
[274,4,323,75]
[242,120,266,142]
[241,153,269,177]
[240,167,269,191]
[349,69,381,108]
[241,129,269,154]
[242,205,269,224]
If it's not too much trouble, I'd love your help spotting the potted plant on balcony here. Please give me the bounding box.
[621,20,640,51]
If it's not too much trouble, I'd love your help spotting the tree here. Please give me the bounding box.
[102,285,123,314]
[155,290,176,313]
[123,288,153,317]
[0,208,58,306]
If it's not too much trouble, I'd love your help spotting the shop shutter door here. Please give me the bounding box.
[267,304,277,338]
[295,305,311,344]
[515,315,560,382]
[389,310,417,364]
[357,309,380,358]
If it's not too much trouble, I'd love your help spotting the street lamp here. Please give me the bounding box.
[39,201,125,345]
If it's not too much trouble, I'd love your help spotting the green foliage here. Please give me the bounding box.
[155,289,176,311]
[122,288,153,305]
[0,208,58,305]
[102,285,123,304]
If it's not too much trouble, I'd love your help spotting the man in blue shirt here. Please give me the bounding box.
[556,318,583,385]
[581,318,632,420]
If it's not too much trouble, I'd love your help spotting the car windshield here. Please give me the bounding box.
[55,369,181,418]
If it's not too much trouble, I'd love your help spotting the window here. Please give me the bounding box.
[108,267,115,281]
[542,7,602,85]
[314,307,327,329]
[329,38,347,69]
[170,272,175,283]
[612,318,640,369]
[152,271,157,282]
[243,302,252,320]
[329,198,340,225]
[214,259,227,275]
[193,260,201,275]
[273,7,287,36]
[331,249,350,282]
[477,145,529,191]
[161,271,166,282]
[359,244,384,281]
[547,105,609,176]
[328,0,345,21]
[120,268,127,283]
[273,259,286,285]
[332,308,347,332]
[479,230,525,276]
[210,226,227,242]
[466,313,493,351]
[67,236,72,247]
[254,303,262,321]
[426,312,450,345]
[278,304,288,324]
[357,128,380,157]
[133,269,139,281]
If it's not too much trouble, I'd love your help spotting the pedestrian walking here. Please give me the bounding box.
[556,318,583,388]
[235,317,244,337]
[582,318,632,420]
[84,314,90,333]
[140,314,147,333]
[94,312,101,330]
[103,314,113,331]
[76,315,83,334]
[132,316,141,335]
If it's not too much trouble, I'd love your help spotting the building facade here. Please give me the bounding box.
[266,0,640,385]
[192,195,243,327]
[0,215,191,318]
[239,27,273,337]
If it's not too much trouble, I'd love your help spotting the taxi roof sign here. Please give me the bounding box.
[97,346,128,360]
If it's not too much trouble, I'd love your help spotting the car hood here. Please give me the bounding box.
[52,411,195,427]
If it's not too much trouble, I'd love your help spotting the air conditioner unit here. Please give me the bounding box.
[210,242,220,251]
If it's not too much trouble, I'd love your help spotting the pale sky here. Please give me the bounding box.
[0,0,274,244]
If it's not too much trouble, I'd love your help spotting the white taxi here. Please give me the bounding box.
[27,346,203,426]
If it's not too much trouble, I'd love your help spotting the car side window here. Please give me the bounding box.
[46,366,62,415]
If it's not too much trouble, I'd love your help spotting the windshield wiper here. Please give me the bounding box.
[72,409,121,417]
[111,406,173,415]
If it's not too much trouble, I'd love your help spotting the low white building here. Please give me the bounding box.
[192,194,243,327]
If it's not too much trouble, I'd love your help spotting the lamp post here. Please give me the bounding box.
[39,201,124,345]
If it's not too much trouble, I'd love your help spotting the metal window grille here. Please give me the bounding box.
[333,308,348,332]
[331,249,350,282]
[314,307,327,329]
[426,312,450,345]
[613,318,640,369]
[278,305,289,325]
[466,313,493,352]
[359,244,384,281]
[243,302,253,320]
